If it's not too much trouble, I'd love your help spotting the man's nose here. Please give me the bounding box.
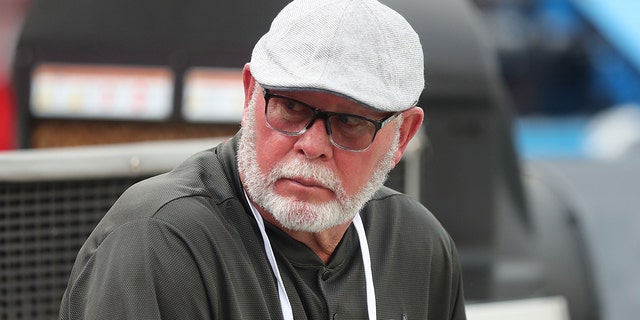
[294,117,334,159]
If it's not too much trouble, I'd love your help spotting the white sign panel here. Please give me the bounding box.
[182,67,244,123]
[30,63,174,121]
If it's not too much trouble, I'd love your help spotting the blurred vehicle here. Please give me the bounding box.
[476,1,640,320]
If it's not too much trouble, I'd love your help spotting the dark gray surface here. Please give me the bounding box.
[526,157,640,320]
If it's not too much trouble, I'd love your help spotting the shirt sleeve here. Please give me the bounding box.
[60,217,211,319]
[449,237,468,320]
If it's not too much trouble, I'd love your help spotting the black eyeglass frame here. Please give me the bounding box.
[263,89,401,152]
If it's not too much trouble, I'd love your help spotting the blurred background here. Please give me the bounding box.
[475,0,640,159]
[0,0,638,319]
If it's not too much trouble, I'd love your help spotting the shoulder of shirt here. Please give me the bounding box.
[363,185,454,244]
[89,138,242,243]
[366,185,426,213]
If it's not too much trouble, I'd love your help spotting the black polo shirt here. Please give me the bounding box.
[59,133,467,320]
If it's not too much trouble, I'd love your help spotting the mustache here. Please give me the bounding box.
[268,159,345,196]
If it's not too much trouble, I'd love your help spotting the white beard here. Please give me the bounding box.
[237,89,400,232]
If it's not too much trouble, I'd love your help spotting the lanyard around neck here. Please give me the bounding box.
[244,192,376,320]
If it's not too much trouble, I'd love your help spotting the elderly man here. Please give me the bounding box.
[60,0,466,319]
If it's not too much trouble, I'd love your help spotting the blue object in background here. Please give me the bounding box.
[572,0,640,73]
[569,0,640,107]
[515,117,590,159]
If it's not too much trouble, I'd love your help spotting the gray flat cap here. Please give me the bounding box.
[250,0,424,112]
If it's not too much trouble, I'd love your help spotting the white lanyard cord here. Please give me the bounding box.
[353,213,377,320]
[246,192,294,320]
[244,192,376,320]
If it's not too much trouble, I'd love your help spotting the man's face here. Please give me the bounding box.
[238,87,400,232]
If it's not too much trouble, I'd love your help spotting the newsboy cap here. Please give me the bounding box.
[250,0,424,112]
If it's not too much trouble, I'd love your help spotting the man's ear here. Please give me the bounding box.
[241,63,256,125]
[393,106,424,165]
[242,63,256,103]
